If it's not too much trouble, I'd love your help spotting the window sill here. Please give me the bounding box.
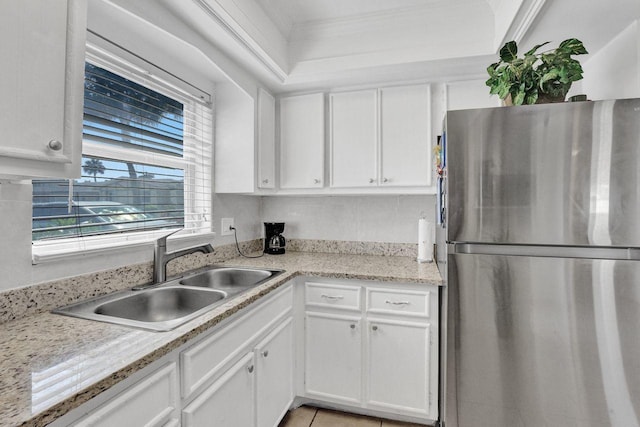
[32,230,216,264]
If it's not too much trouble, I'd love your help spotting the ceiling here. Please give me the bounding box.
[106,0,640,94]
[255,0,450,37]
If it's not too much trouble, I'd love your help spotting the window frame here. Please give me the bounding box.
[32,44,214,263]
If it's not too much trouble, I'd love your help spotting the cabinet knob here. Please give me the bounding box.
[372,325,378,331]
[314,179,321,184]
[247,365,254,373]
[262,350,269,358]
[369,178,375,184]
[350,324,356,329]
[382,177,389,183]
[47,139,63,151]
[262,179,269,184]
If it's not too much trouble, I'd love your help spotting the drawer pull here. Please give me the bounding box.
[247,365,254,374]
[372,325,378,331]
[321,294,344,301]
[262,350,269,358]
[385,300,410,306]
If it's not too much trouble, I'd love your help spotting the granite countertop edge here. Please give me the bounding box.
[3,252,442,427]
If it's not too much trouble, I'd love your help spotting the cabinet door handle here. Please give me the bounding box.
[262,350,269,358]
[314,179,321,184]
[369,178,375,184]
[321,294,344,300]
[372,325,378,331]
[350,324,356,329]
[262,179,269,184]
[385,300,410,306]
[48,139,63,151]
[382,177,389,183]
[247,365,254,373]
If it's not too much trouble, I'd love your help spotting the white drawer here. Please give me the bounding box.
[305,282,361,311]
[366,287,430,317]
[72,362,179,427]
[180,285,292,398]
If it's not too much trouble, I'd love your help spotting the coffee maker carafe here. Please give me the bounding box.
[264,222,286,255]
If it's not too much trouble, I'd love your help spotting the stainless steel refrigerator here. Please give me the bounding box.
[435,99,640,427]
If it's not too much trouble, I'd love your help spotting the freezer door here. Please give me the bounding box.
[446,253,640,427]
[446,98,640,247]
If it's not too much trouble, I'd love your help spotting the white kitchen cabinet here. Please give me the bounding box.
[329,84,432,189]
[366,318,432,416]
[364,285,438,421]
[302,279,439,423]
[279,93,325,189]
[258,88,276,189]
[379,84,432,187]
[0,0,86,179]
[181,284,293,427]
[180,285,293,398]
[305,312,362,404]
[72,362,179,427]
[329,90,378,188]
[256,318,294,427]
[188,318,296,427]
[182,352,256,427]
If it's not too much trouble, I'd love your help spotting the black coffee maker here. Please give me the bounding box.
[264,222,286,255]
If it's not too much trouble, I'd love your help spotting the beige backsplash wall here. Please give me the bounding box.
[261,195,436,244]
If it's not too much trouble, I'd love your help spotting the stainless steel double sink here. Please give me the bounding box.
[53,266,284,331]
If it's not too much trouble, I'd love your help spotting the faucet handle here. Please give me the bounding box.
[156,228,183,247]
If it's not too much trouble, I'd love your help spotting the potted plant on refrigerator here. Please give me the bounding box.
[485,38,588,105]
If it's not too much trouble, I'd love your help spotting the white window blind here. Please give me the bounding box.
[32,50,213,248]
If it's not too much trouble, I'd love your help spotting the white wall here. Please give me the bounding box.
[212,194,262,246]
[261,195,435,244]
[580,20,640,100]
[447,79,501,110]
[0,182,33,291]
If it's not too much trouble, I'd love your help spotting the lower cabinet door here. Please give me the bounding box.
[366,318,431,416]
[182,352,256,427]
[256,317,294,427]
[73,363,179,427]
[305,312,361,404]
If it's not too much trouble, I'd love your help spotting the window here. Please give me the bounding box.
[32,50,212,248]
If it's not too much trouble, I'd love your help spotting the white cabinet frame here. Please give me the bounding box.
[0,0,86,179]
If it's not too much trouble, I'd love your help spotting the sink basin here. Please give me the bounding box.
[94,287,227,323]
[179,266,283,293]
[53,265,284,331]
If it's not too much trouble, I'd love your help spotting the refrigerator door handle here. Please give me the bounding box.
[453,243,640,261]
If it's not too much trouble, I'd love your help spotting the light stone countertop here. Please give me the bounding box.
[0,252,441,427]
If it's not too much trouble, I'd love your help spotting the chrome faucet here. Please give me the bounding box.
[153,229,214,283]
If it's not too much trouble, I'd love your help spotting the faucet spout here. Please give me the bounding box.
[152,229,214,284]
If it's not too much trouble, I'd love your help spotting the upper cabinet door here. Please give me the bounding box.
[257,88,276,189]
[279,93,325,189]
[380,85,431,187]
[0,0,86,179]
[330,90,378,188]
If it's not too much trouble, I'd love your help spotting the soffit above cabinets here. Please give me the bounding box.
[186,0,521,90]
[105,0,640,93]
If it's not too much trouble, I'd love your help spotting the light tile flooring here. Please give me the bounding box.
[278,406,427,427]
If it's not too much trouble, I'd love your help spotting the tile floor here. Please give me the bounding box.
[278,406,427,427]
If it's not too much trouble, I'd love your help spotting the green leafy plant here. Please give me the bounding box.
[486,38,588,105]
